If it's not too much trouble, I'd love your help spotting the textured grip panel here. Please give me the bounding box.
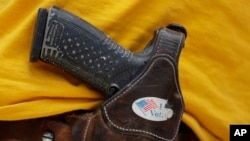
[32,6,186,98]
[39,7,148,97]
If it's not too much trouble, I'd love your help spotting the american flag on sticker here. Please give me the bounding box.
[135,99,158,112]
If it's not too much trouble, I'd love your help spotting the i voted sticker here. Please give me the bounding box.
[132,97,173,121]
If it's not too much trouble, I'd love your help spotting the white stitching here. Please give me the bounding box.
[175,34,185,60]
[156,28,185,60]
[82,116,91,141]
[103,56,184,141]
[68,112,99,141]
[155,29,163,55]
[102,29,184,141]
[82,111,100,141]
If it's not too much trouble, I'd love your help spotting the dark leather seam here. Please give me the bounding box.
[103,56,183,141]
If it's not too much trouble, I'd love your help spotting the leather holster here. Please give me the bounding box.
[0,54,184,141]
[0,26,188,141]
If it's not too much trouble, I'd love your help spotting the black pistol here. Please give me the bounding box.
[30,6,187,98]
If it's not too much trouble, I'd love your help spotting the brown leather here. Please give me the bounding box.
[100,56,184,141]
[66,56,184,141]
[0,29,189,141]
[0,55,186,141]
[0,114,72,141]
[0,111,199,141]
[0,112,198,141]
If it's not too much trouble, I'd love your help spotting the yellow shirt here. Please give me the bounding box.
[0,0,249,141]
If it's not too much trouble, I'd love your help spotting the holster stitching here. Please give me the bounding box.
[82,116,91,141]
[103,56,183,141]
[81,111,100,141]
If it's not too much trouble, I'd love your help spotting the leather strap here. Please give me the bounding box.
[0,111,198,141]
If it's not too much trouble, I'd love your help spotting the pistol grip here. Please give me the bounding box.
[31,7,146,97]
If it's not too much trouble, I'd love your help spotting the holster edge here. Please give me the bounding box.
[101,54,185,141]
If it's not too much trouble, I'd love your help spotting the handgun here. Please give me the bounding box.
[30,6,187,98]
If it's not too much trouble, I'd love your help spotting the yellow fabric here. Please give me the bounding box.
[0,0,249,140]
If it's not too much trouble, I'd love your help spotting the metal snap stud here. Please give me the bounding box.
[108,83,120,96]
[42,131,54,141]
